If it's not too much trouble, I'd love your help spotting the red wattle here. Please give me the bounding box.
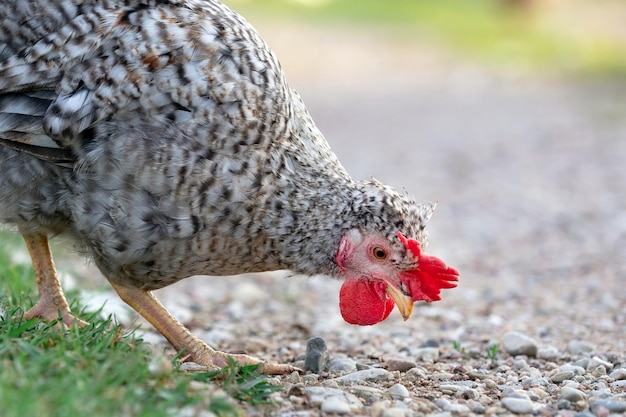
[339,279,395,326]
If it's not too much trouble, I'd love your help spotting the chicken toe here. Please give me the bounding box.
[21,232,88,327]
[108,280,299,375]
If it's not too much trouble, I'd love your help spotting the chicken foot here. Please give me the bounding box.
[21,232,88,327]
[108,280,299,375]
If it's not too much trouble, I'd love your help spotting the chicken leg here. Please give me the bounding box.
[21,232,88,327]
[108,280,299,375]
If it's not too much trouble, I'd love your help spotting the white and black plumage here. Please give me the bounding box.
[0,0,458,373]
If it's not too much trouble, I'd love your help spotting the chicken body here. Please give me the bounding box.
[0,0,457,372]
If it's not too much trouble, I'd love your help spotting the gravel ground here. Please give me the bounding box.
[71,21,626,416]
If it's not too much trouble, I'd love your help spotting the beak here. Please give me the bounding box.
[385,284,414,321]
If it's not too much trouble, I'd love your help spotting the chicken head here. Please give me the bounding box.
[336,230,459,325]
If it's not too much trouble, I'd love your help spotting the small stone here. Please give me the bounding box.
[387,383,410,400]
[557,399,572,410]
[567,340,595,355]
[559,364,586,375]
[513,358,529,370]
[385,357,417,372]
[322,379,340,389]
[335,368,392,385]
[573,412,595,417]
[484,379,498,390]
[502,331,538,357]
[574,358,590,369]
[304,337,329,373]
[431,372,454,381]
[439,384,461,395]
[609,367,626,381]
[320,397,351,414]
[414,347,439,363]
[435,398,451,410]
[179,362,209,372]
[537,346,560,361]
[559,386,587,403]
[590,399,626,413]
[288,371,302,384]
[329,358,357,373]
[587,356,614,371]
[528,387,549,400]
[350,385,384,399]
[304,387,362,411]
[462,389,480,400]
[280,411,314,417]
[591,365,607,377]
[445,403,471,415]
[381,408,408,417]
[421,339,440,348]
[406,367,426,382]
[501,397,534,414]
[303,374,319,384]
[469,401,486,414]
[371,400,393,417]
[551,371,575,383]
[356,362,371,371]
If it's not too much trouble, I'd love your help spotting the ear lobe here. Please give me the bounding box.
[339,279,394,325]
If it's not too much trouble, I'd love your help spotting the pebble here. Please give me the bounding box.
[430,372,454,381]
[385,356,418,372]
[590,399,626,413]
[320,397,351,414]
[501,397,534,414]
[587,356,613,371]
[609,367,626,381]
[335,368,392,385]
[303,374,319,385]
[414,347,440,363]
[381,408,408,417]
[567,340,596,355]
[528,387,549,400]
[350,385,384,400]
[371,400,392,417]
[445,403,471,415]
[551,371,575,383]
[304,337,329,373]
[559,386,587,403]
[537,346,560,361]
[304,387,362,412]
[501,331,538,357]
[559,364,586,375]
[439,384,461,395]
[329,357,357,373]
[387,383,410,399]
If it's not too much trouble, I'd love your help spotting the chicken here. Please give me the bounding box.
[0,0,459,374]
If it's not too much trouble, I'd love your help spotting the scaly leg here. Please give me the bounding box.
[21,232,88,327]
[108,280,299,375]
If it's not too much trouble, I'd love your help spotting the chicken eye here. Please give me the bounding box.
[372,246,387,260]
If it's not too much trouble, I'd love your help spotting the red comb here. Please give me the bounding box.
[397,232,459,302]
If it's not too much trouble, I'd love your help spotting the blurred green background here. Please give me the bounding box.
[224,0,626,76]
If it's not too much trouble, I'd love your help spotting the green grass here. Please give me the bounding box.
[0,231,280,417]
[225,0,626,76]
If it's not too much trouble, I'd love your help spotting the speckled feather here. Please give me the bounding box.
[0,0,433,290]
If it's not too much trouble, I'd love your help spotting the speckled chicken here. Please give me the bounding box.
[0,0,459,373]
